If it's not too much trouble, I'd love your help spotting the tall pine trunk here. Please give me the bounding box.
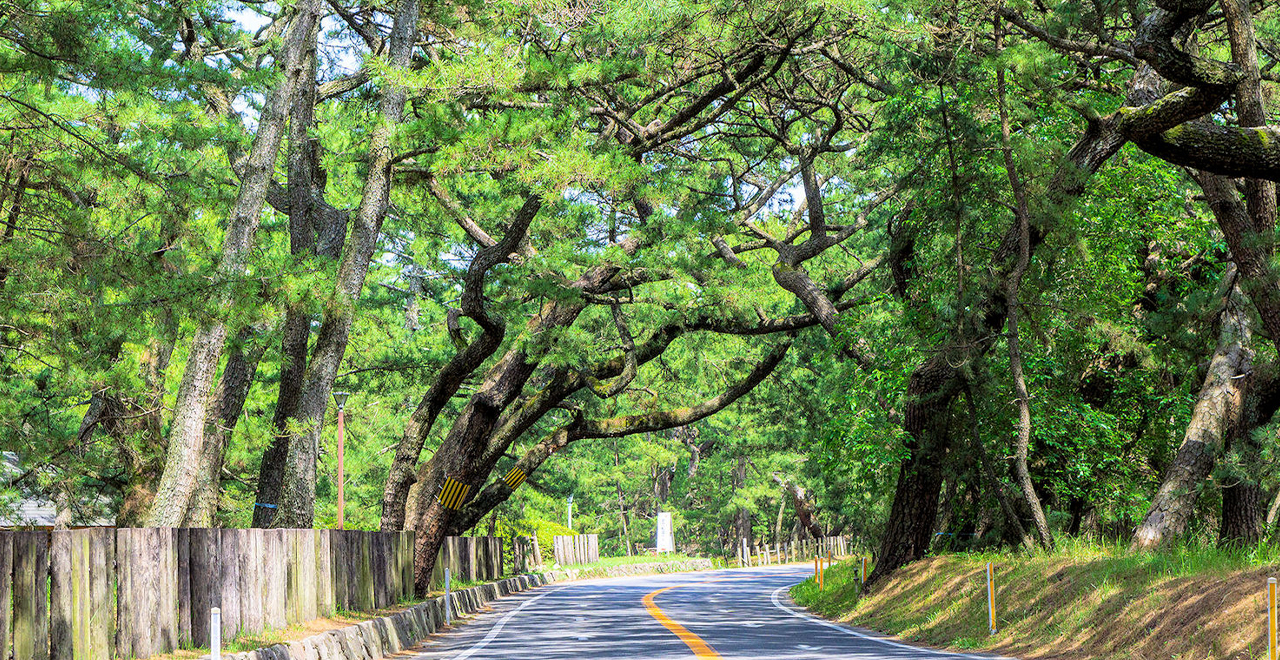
[146,0,325,527]
[271,0,423,528]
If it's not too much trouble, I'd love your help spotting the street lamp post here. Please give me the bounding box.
[333,391,350,530]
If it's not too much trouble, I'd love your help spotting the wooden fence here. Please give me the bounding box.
[428,536,502,590]
[512,535,541,572]
[0,528,430,660]
[551,534,598,566]
[738,534,850,567]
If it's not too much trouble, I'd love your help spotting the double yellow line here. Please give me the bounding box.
[642,576,763,658]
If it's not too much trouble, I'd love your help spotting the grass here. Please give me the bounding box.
[791,538,1280,660]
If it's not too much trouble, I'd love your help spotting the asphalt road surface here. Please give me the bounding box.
[410,565,1004,659]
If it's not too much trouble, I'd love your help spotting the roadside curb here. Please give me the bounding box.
[200,573,548,660]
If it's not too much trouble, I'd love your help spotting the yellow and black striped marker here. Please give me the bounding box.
[502,467,527,490]
[437,477,472,510]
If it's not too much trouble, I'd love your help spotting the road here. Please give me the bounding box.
[410,565,1001,659]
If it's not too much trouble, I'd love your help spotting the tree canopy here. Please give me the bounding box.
[3,0,1280,591]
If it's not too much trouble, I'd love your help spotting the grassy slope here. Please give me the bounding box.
[792,540,1280,660]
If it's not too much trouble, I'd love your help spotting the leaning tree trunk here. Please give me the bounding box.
[865,70,1154,588]
[1132,275,1252,549]
[146,0,324,527]
[771,473,824,539]
[997,20,1053,550]
[252,39,343,527]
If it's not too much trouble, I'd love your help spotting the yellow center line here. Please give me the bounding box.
[642,576,763,659]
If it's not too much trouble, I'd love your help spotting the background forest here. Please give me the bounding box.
[2,0,1278,592]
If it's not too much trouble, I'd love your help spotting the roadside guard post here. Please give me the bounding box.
[861,556,868,585]
[211,607,221,660]
[445,568,452,626]
[986,562,997,635]
[1270,577,1277,660]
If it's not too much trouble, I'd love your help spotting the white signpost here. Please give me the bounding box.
[656,511,675,553]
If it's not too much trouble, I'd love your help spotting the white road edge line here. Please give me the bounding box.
[768,584,1002,660]
[447,586,566,660]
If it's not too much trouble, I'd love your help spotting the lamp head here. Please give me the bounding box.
[332,391,350,409]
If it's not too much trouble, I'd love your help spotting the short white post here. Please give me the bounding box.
[986,562,997,635]
[210,607,221,660]
[445,568,452,626]
[1269,577,1277,660]
[741,538,749,567]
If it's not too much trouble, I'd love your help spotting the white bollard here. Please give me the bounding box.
[741,538,749,567]
[210,607,221,660]
[986,562,997,635]
[445,568,452,626]
[1269,577,1277,660]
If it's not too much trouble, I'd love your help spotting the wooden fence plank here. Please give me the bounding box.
[13,531,50,660]
[164,527,180,654]
[350,531,364,610]
[284,530,298,624]
[239,529,263,635]
[360,533,375,611]
[372,533,387,608]
[72,531,90,660]
[136,528,157,659]
[220,529,242,642]
[330,531,347,612]
[407,532,416,599]
[49,531,71,660]
[264,530,285,629]
[401,532,413,601]
[0,532,10,660]
[113,529,130,660]
[188,528,219,649]
[316,530,332,617]
[176,528,191,649]
[97,528,115,660]
[301,529,317,622]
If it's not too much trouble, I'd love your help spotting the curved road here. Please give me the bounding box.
[410,565,1003,659]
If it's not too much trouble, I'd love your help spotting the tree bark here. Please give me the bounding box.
[1132,272,1252,549]
[1220,481,1264,546]
[147,0,325,527]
